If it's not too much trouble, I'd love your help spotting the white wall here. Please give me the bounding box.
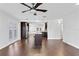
[63,9,79,49]
[48,19,61,39]
[0,10,19,49]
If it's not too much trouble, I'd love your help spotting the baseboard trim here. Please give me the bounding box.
[0,39,20,50]
[63,40,79,49]
[48,38,61,40]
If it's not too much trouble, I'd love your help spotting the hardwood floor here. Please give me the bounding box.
[0,35,79,56]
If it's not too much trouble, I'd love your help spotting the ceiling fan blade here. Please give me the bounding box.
[34,3,42,9]
[35,9,47,12]
[22,9,31,13]
[21,3,32,9]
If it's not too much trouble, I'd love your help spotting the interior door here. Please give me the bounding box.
[21,22,26,39]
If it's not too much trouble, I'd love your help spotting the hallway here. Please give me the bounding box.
[0,3,79,56]
[0,35,79,56]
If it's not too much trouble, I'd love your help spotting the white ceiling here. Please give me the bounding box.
[0,3,79,20]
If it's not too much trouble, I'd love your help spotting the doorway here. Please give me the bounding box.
[42,22,48,39]
[21,22,29,40]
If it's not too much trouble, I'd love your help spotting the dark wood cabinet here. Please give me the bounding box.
[42,32,47,38]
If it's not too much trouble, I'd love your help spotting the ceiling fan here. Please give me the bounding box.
[20,3,47,15]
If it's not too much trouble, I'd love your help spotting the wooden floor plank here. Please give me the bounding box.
[0,35,79,56]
